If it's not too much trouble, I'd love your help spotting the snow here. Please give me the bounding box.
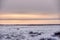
[0,25,60,40]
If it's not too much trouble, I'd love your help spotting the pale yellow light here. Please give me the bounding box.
[0,12,59,24]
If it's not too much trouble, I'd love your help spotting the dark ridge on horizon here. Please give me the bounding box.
[0,24,60,26]
[0,18,60,20]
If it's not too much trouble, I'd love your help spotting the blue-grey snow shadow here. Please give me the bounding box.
[0,25,60,40]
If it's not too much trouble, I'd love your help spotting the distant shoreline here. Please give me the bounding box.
[0,24,60,26]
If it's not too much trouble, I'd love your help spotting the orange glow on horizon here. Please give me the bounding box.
[0,12,60,24]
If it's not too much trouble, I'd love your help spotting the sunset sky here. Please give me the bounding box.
[1,0,59,13]
[0,13,60,24]
[0,0,60,24]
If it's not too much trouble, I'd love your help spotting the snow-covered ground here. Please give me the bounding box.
[0,25,60,40]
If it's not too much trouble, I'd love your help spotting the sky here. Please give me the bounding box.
[1,0,59,13]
